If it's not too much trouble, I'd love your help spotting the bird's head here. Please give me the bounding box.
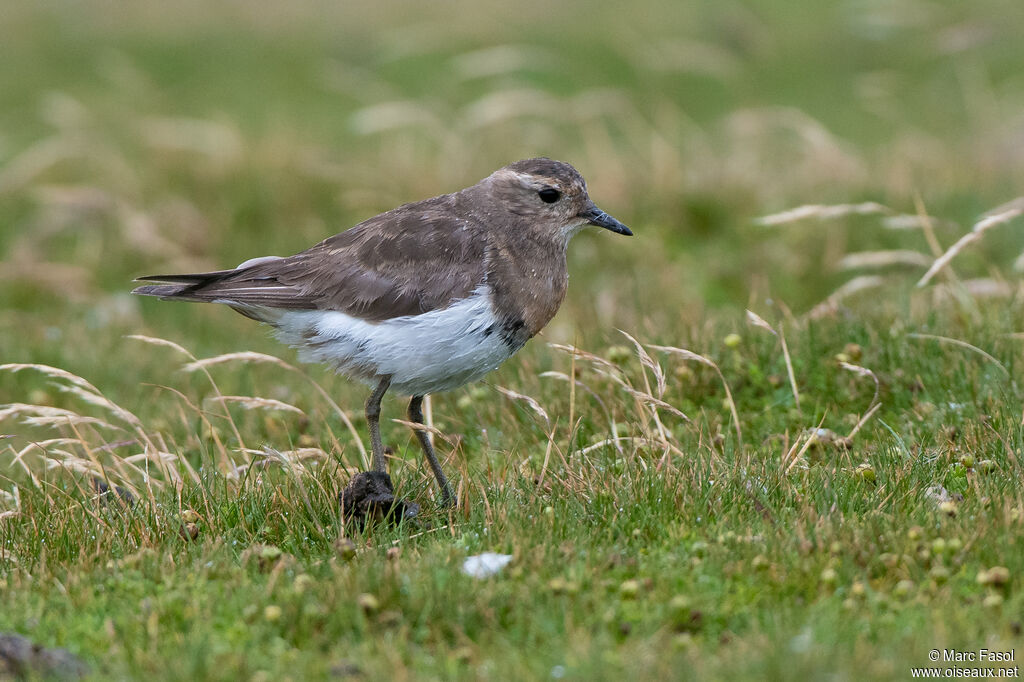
[476,158,632,244]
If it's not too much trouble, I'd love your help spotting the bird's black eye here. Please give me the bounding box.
[538,188,561,204]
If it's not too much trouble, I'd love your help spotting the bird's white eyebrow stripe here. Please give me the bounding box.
[493,169,552,188]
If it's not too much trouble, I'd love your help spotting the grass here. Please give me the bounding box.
[3,0,1024,679]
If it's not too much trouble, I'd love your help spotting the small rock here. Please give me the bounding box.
[241,544,292,572]
[329,660,364,678]
[179,523,200,541]
[357,593,379,613]
[335,537,358,561]
[618,579,640,599]
[984,593,1005,608]
[0,632,88,679]
[925,485,951,504]
[893,580,915,598]
[977,567,1011,587]
[977,459,997,474]
[339,472,419,527]
[462,553,513,579]
[91,478,135,507]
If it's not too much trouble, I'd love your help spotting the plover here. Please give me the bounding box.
[133,158,631,507]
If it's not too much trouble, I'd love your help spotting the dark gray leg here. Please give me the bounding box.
[366,376,391,472]
[408,395,455,507]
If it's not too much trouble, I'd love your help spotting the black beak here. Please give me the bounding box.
[579,202,632,236]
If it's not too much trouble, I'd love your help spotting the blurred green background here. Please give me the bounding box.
[4,3,1024,679]
[4,0,1024,342]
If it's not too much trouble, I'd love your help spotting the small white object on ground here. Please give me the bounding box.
[462,553,513,578]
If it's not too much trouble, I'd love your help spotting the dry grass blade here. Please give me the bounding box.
[648,344,716,369]
[837,361,882,440]
[745,310,777,336]
[649,344,741,445]
[1,403,107,424]
[619,329,666,397]
[494,386,550,426]
[917,204,1024,287]
[126,334,195,358]
[0,135,85,196]
[783,432,817,474]
[839,250,933,270]
[932,278,1015,303]
[0,484,19,506]
[22,415,123,430]
[838,361,880,406]
[579,436,664,456]
[208,396,305,415]
[779,330,801,414]
[538,371,612,418]
[743,313,800,410]
[0,363,102,394]
[57,384,143,427]
[906,333,1009,377]
[807,275,886,319]
[755,202,893,227]
[616,385,690,422]
[391,418,456,445]
[245,446,329,470]
[548,343,621,373]
[182,352,295,373]
[846,402,882,442]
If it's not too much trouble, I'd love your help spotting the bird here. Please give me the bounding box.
[133,158,631,508]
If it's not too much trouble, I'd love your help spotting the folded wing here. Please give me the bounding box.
[133,194,487,322]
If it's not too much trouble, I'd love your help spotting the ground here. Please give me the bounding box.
[3,1,1024,680]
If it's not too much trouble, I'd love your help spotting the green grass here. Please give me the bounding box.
[4,1,1024,679]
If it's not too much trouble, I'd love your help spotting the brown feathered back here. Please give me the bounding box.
[135,192,487,322]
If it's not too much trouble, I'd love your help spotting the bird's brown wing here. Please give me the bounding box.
[133,193,488,321]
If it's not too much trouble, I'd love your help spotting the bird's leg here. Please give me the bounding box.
[365,376,392,472]
[408,395,455,507]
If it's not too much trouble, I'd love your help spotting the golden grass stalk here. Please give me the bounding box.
[391,419,456,446]
[837,361,882,441]
[547,343,622,374]
[0,363,103,394]
[745,310,776,335]
[208,395,305,415]
[807,275,886,319]
[931,278,1014,302]
[906,333,1009,377]
[578,436,667,456]
[917,203,1024,287]
[168,343,369,465]
[650,344,742,446]
[838,250,933,270]
[182,352,295,373]
[746,310,801,413]
[0,404,121,431]
[494,386,551,426]
[618,331,673,449]
[619,330,667,399]
[755,202,893,227]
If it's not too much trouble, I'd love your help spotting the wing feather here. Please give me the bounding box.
[133,193,488,321]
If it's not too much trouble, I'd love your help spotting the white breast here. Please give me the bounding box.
[265,286,517,396]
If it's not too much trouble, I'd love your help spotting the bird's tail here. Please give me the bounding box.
[131,270,237,302]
